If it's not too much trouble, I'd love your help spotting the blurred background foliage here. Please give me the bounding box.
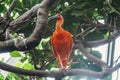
[0,0,120,80]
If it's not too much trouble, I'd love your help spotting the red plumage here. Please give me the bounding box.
[51,14,73,68]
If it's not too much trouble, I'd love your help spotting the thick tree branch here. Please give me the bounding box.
[0,61,120,79]
[81,31,120,48]
[0,0,56,53]
[0,16,57,41]
[9,0,55,31]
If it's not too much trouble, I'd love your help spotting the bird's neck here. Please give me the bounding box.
[55,19,64,32]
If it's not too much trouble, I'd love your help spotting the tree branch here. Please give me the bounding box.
[30,50,39,70]
[106,0,120,16]
[81,31,120,48]
[0,61,120,79]
[0,0,56,53]
[9,0,55,31]
[75,26,95,38]
[0,0,18,38]
[75,40,108,70]
[3,0,18,19]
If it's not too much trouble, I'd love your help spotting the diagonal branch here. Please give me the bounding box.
[75,40,108,70]
[3,0,18,19]
[0,0,56,53]
[75,26,95,38]
[0,0,18,37]
[106,0,120,16]
[82,31,120,48]
[0,16,57,41]
[9,0,55,31]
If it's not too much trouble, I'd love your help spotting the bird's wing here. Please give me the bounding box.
[66,33,73,59]
[51,36,64,67]
[50,36,58,58]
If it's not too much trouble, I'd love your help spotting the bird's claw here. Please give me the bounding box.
[59,68,67,75]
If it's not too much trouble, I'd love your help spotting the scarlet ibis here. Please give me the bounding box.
[51,14,73,68]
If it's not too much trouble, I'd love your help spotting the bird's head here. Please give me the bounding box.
[49,14,64,25]
[55,14,64,25]
[55,14,63,20]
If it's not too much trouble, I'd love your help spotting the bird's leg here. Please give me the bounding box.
[57,54,64,68]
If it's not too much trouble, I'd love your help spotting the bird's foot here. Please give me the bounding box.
[68,61,78,65]
[59,68,67,76]
[59,67,66,71]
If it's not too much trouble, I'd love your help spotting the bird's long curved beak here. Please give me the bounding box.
[48,14,59,21]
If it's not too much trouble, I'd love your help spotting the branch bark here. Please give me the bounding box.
[0,61,120,79]
[9,0,55,31]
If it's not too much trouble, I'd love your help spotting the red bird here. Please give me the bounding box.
[51,14,73,68]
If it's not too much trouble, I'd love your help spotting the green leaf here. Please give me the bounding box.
[12,33,18,37]
[71,11,85,16]
[5,73,21,80]
[0,73,4,80]
[23,63,34,70]
[85,31,104,41]
[10,51,21,57]
[1,58,4,62]
[104,76,110,80]
[16,62,23,68]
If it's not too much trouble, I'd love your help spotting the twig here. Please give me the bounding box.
[3,0,18,19]
[83,15,93,23]
[114,17,117,32]
[30,50,39,70]
[75,26,95,38]
[106,0,120,16]
[113,56,120,65]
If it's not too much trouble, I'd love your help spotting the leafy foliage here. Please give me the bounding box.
[10,51,21,57]
[0,73,4,80]
[5,73,29,80]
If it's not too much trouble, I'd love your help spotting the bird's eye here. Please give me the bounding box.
[57,14,60,17]
[57,14,61,18]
